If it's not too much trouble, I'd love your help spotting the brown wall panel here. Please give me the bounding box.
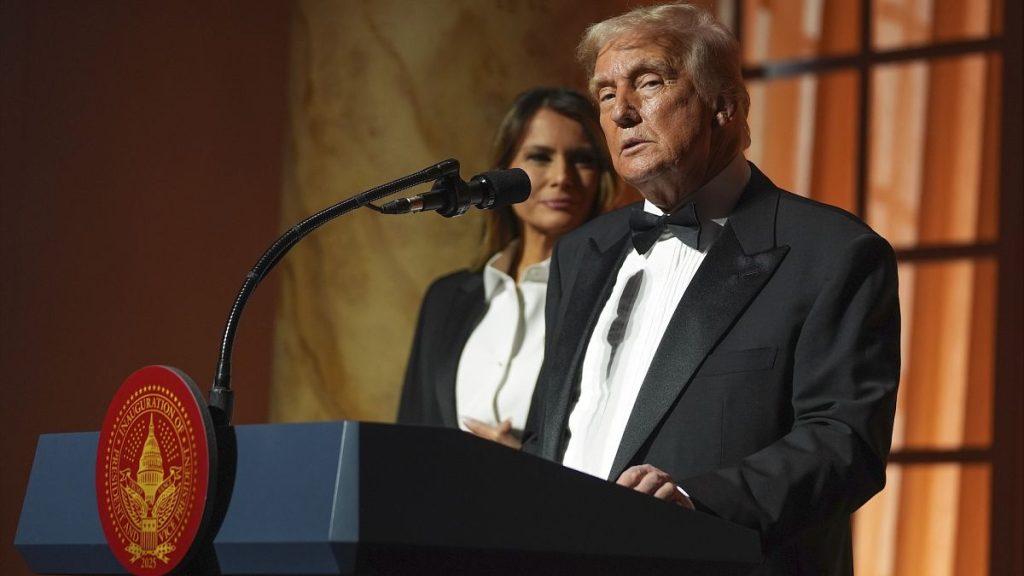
[0,2,290,573]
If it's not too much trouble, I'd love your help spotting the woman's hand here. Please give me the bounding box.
[463,417,523,450]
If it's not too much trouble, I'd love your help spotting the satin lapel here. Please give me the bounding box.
[540,234,631,461]
[608,174,790,480]
[435,275,487,428]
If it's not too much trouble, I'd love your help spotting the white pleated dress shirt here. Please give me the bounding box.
[562,155,750,480]
[455,245,549,434]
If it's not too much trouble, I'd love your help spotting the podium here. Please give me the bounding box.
[16,421,761,574]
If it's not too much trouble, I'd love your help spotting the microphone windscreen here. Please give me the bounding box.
[474,168,531,208]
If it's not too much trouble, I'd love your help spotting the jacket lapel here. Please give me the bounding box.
[607,166,790,480]
[435,274,487,428]
[540,216,633,461]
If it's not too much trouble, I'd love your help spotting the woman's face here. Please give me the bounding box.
[509,107,602,243]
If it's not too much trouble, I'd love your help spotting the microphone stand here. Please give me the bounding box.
[208,158,461,425]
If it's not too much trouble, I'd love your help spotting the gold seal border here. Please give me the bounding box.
[100,384,200,563]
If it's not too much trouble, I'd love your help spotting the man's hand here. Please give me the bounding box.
[462,417,523,449]
[616,464,694,509]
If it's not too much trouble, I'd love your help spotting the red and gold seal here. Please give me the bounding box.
[96,366,216,576]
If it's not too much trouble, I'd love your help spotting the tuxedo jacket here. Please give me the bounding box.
[397,270,487,428]
[524,164,900,575]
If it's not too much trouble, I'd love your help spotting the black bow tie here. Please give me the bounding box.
[629,203,701,254]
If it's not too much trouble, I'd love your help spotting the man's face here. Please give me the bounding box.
[592,39,717,209]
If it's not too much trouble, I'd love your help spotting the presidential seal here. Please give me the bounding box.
[97,366,216,576]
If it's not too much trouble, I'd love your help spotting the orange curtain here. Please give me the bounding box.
[742,1,1001,574]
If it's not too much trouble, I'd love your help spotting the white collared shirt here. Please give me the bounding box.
[455,246,549,434]
[561,155,750,480]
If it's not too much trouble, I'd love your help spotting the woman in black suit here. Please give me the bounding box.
[397,87,616,447]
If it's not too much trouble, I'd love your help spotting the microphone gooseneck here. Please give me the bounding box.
[209,159,461,425]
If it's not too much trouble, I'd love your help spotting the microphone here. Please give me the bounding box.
[380,168,531,217]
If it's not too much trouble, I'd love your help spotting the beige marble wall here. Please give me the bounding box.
[271,0,644,422]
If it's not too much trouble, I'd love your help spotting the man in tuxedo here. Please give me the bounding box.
[524,4,900,575]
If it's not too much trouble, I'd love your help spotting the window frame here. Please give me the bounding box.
[730,1,1022,572]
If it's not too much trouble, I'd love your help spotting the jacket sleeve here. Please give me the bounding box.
[396,279,445,426]
[681,232,901,548]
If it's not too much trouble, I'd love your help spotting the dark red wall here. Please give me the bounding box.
[0,2,290,572]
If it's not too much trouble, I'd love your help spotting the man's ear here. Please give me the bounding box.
[714,95,736,127]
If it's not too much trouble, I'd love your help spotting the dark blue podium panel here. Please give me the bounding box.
[211,422,359,573]
[16,422,358,574]
[16,421,761,575]
[15,432,123,574]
